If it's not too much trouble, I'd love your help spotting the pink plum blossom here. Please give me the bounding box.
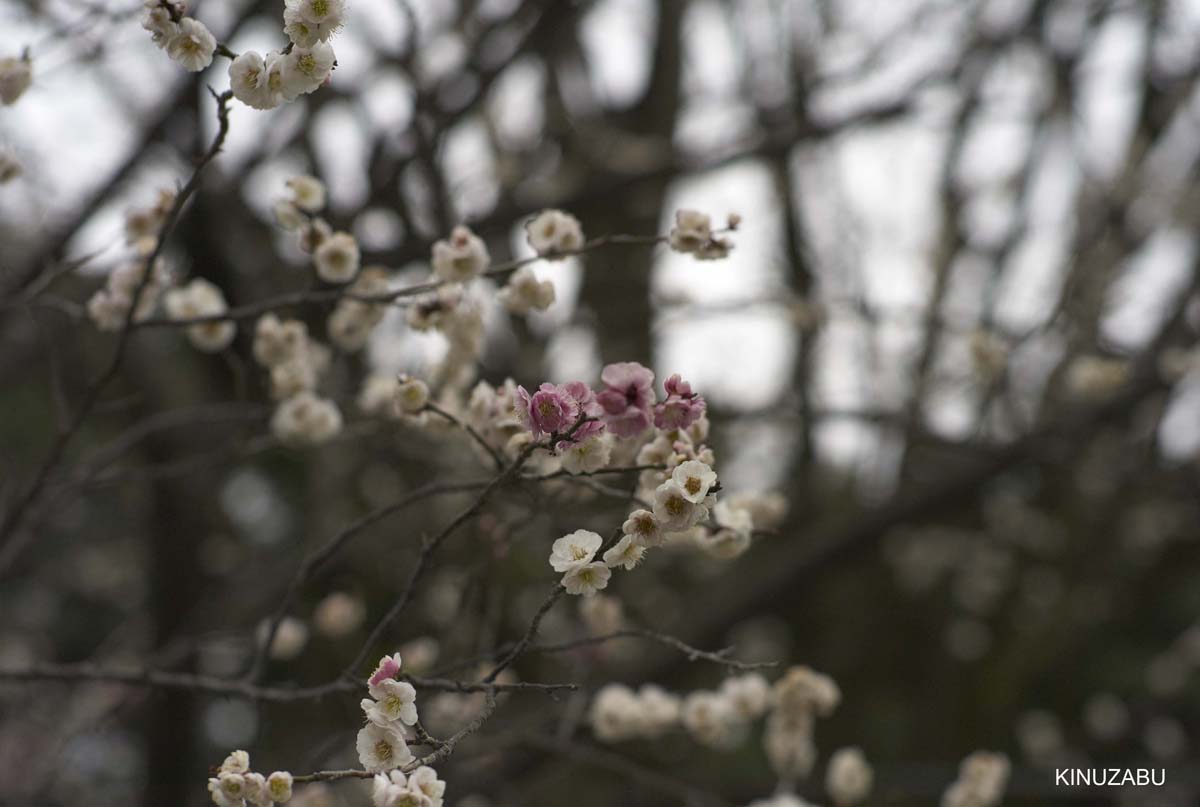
[596,362,656,437]
[654,373,706,430]
[517,382,582,437]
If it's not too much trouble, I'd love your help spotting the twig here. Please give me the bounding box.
[425,401,505,470]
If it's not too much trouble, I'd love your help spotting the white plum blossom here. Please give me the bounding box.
[229,51,285,110]
[672,460,717,503]
[274,199,306,230]
[682,691,745,750]
[396,376,431,414]
[287,175,326,212]
[525,209,584,258]
[356,721,413,773]
[220,750,251,775]
[561,562,611,596]
[166,18,216,72]
[271,392,343,446]
[621,509,665,547]
[284,0,346,47]
[826,747,873,807]
[0,55,32,105]
[774,665,841,718]
[87,258,172,332]
[164,278,236,353]
[359,374,400,417]
[432,225,490,282]
[721,673,771,721]
[653,480,705,532]
[497,266,555,314]
[408,766,446,807]
[549,529,602,572]
[266,771,293,803]
[281,43,336,99]
[602,535,645,570]
[668,209,712,253]
[361,679,419,726]
[590,683,642,742]
[314,231,360,283]
[559,433,612,475]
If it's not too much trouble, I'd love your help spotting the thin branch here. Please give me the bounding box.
[0,89,236,572]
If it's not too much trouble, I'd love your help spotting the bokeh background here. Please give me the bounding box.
[2,0,1200,805]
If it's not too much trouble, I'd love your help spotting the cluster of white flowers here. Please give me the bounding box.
[432,225,490,283]
[682,673,772,749]
[372,767,446,807]
[329,268,389,350]
[142,0,341,108]
[357,653,417,772]
[142,1,217,72]
[406,284,485,386]
[0,53,32,105]
[207,750,292,807]
[589,683,681,742]
[763,666,841,782]
[667,209,735,260]
[253,314,342,445]
[464,379,528,458]
[86,257,172,331]
[940,751,1010,807]
[636,430,767,560]
[497,266,555,315]
[525,209,584,258]
[164,278,236,352]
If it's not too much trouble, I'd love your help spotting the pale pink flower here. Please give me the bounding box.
[596,362,655,437]
[517,382,581,437]
[654,373,706,430]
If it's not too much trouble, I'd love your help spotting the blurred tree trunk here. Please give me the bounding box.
[577,0,686,367]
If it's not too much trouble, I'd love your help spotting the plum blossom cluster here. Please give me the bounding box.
[589,683,681,742]
[254,314,343,446]
[142,1,217,72]
[941,751,1011,807]
[141,0,341,108]
[357,653,418,772]
[668,209,738,260]
[590,666,871,807]
[86,191,178,331]
[207,750,293,807]
[524,209,584,258]
[521,363,738,593]
[165,278,236,352]
[274,176,364,285]
[86,257,172,331]
[588,674,773,748]
[764,666,842,783]
[372,767,447,807]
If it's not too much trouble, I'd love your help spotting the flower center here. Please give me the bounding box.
[374,740,393,761]
[684,477,701,495]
